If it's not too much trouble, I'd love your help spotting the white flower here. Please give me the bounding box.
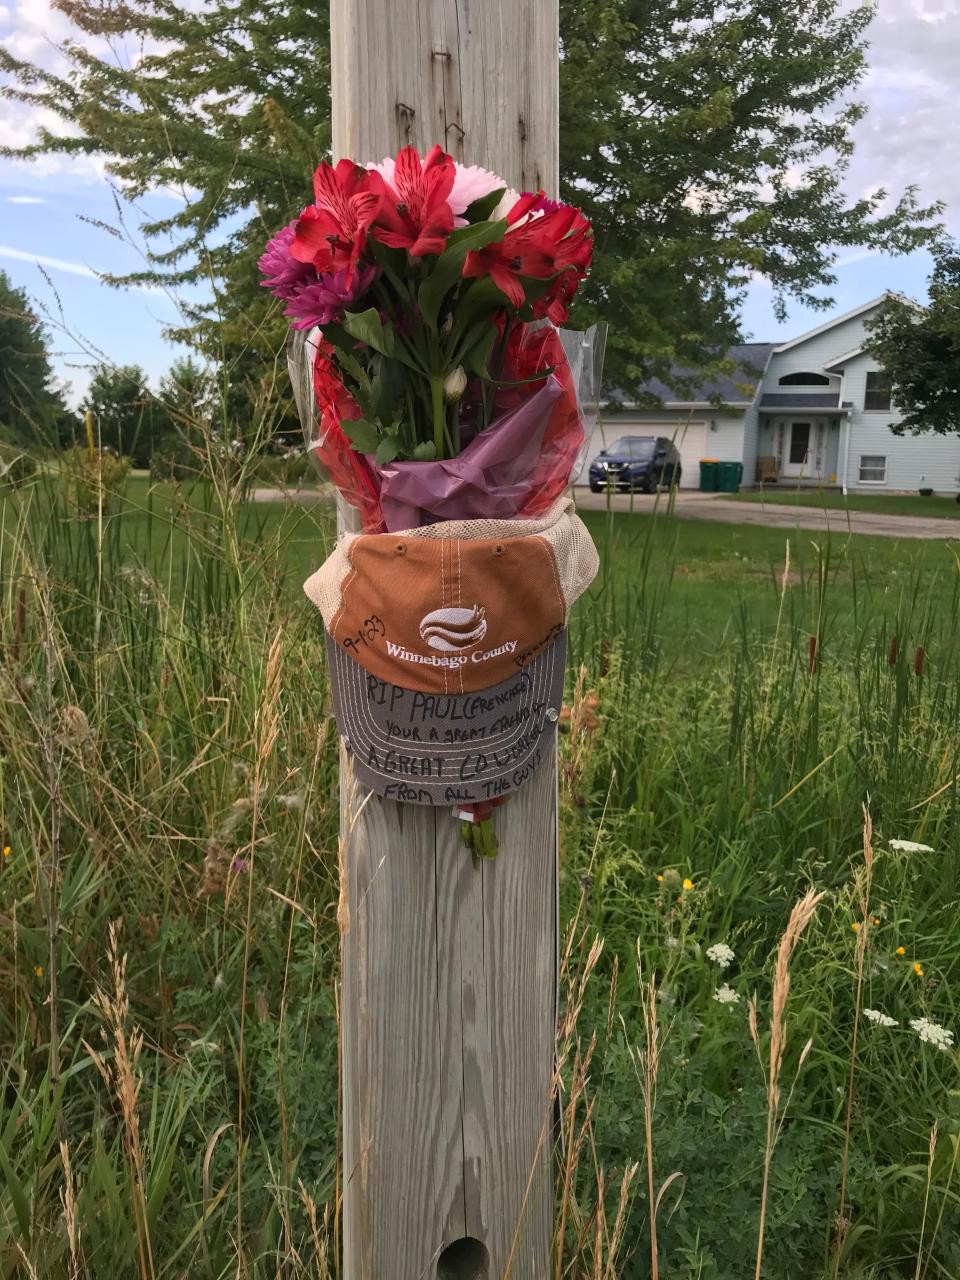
[713,984,740,1005]
[863,1008,898,1028]
[442,366,468,401]
[706,942,735,970]
[490,186,521,222]
[889,839,935,854]
[910,1017,954,1052]
[664,934,681,949]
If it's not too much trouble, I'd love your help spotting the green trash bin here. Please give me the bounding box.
[699,459,720,492]
[717,461,744,493]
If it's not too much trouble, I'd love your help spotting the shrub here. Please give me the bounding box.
[252,448,311,488]
[150,431,198,482]
[61,444,130,513]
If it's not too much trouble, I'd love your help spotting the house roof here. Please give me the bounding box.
[760,392,840,409]
[771,291,920,354]
[822,345,866,370]
[759,393,853,413]
[610,341,776,408]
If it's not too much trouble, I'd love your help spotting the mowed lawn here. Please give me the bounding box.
[729,486,960,519]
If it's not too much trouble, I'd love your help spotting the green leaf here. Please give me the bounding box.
[341,308,395,357]
[462,187,507,223]
[450,276,513,336]
[318,324,372,393]
[0,1140,30,1238]
[418,218,508,327]
[411,440,437,461]
[461,323,499,379]
[374,433,400,465]
[342,418,381,453]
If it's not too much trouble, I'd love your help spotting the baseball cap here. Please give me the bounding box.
[304,497,598,805]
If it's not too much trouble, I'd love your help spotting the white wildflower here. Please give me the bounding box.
[664,935,681,949]
[910,1017,954,1052]
[889,839,935,854]
[862,1008,898,1028]
[713,983,740,1005]
[706,942,735,970]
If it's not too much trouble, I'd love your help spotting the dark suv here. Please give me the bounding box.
[588,435,682,493]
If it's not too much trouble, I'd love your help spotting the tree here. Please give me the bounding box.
[0,269,70,446]
[866,251,960,437]
[81,364,156,467]
[157,357,217,431]
[0,0,943,396]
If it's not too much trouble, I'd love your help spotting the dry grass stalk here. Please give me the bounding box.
[751,887,824,1280]
[82,920,155,1280]
[237,626,284,1253]
[915,1123,939,1280]
[623,952,680,1280]
[832,805,875,1279]
[299,1180,332,1280]
[59,1138,81,1280]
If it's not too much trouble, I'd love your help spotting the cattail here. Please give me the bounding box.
[915,646,925,677]
[808,634,818,674]
[887,634,898,666]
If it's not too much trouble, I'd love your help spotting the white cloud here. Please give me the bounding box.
[844,0,960,228]
[0,244,97,277]
[6,195,46,204]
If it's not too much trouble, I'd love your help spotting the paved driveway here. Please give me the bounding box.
[574,490,960,541]
[252,484,960,541]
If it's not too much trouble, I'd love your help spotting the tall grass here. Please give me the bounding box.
[1,465,959,1277]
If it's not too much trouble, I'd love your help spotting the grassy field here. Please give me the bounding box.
[1,467,959,1278]
[730,486,960,519]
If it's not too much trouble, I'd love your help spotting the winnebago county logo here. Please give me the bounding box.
[419,605,487,653]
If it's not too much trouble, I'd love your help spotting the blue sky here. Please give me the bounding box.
[1,0,957,405]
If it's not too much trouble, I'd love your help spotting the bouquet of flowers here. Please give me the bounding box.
[261,144,602,532]
[264,145,603,858]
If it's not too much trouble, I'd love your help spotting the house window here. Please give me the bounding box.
[859,454,887,484]
[778,371,831,386]
[864,370,892,411]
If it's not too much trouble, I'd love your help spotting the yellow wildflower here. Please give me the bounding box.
[2,845,10,857]
[656,874,664,882]
[896,946,906,957]
[850,922,860,933]
[871,916,881,926]
[34,965,43,978]
[682,878,694,891]
[913,963,924,977]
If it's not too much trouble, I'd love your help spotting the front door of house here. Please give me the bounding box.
[782,421,812,477]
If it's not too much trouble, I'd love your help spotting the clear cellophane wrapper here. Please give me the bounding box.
[288,321,606,533]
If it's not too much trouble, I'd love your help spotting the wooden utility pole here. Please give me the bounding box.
[330,4,560,1276]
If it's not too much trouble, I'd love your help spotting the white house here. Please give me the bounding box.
[578,295,960,493]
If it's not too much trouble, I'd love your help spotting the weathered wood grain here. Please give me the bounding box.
[330,4,560,1275]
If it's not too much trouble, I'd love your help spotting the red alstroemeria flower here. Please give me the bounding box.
[461,192,554,307]
[462,192,592,310]
[371,144,456,257]
[289,159,384,284]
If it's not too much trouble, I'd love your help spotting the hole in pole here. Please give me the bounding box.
[437,1237,490,1279]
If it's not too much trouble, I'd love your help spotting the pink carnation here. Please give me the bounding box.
[283,264,377,330]
[258,219,314,300]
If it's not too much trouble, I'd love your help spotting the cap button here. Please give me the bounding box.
[493,544,504,556]
[545,707,559,722]
[395,543,406,555]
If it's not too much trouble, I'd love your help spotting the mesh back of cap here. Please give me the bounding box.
[304,496,598,628]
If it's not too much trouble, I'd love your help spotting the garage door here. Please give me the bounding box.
[663,421,705,488]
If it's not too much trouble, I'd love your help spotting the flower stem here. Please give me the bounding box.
[431,377,445,459]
